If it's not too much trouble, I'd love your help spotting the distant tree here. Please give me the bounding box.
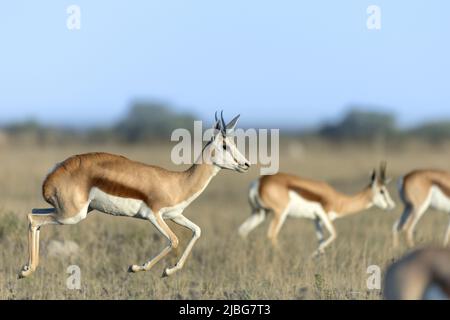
[114,101,197,142]
[4,119,42,134]
[318,108,397,141]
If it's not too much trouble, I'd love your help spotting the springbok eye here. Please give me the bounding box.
[380,189,385,194]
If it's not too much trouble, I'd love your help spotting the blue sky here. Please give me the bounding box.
[0,1,449,128]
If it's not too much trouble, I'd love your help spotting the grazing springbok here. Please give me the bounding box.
[384,247,450,300]
[19,112,250,278]
[238,162,396,256]
[393,169,450,248]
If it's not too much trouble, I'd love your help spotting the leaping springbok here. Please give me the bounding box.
[19,112,250,278]
[393,169,450,248]
[238,162,395,256]
[384,247,450,300]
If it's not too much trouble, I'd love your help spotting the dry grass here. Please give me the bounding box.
[1,141,449,299]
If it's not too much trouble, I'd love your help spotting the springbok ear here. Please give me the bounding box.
[226,114,240,132]
[213,120,220,131]
[370,169,377,184]
[379,160,387,183]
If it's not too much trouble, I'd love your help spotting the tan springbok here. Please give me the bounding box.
[19,112,250,278]
[393,169,450,248]
[239,163,395,256]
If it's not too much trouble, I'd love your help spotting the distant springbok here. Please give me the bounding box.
[19,112,250,278]
[393,169,450,248]
[239,163,395,256]
[384,247,450,300]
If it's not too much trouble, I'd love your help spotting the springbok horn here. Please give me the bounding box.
[371,169,377,183]
[226,114,240,131]
[220,110,226,134]
[214,111,220,130]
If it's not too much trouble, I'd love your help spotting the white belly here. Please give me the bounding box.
[430,186,450,212]
[89,187,148,218]
[87,173,214,221]
[287,191,322,219]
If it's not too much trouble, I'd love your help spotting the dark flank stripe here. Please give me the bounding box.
[90,177,148,202]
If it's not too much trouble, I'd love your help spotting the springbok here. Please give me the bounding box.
[238,162,395,256]
[393,169,450,248]
[384,247,450,300]
[19,112,250,278]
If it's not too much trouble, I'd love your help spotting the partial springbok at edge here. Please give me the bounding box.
[393,169,450,248]
[19,112,250,278]
[384,247,450,300]
[238,162,396,256]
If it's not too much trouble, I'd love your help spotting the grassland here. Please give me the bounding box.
[1,140,449,299]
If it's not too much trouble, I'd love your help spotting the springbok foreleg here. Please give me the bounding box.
[267,206,289,248]
[129,213,179,273]
[163,214,201,277]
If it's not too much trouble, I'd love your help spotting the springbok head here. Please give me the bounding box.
[203,111,250,173]
[369,161,396,210]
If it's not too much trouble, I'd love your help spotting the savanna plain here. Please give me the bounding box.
[1,139,449,299]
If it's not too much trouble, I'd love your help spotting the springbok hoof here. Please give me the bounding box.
[311,250,324,259]
[162,268,173,278]
[128,265,141,273]
[18,265,33,279]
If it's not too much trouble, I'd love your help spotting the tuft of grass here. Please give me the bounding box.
[0,211,25,240]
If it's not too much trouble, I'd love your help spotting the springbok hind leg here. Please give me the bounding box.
[19,209,59,278]
[393,204,413,248]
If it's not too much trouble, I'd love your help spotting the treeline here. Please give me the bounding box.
[0,102,196,145]
[316,109,450,143]
[1,102,450,145]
